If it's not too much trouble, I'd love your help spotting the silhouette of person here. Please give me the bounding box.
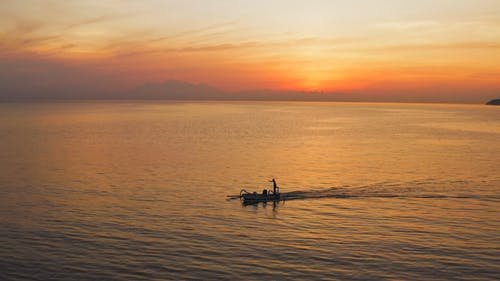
[271,178,278,194]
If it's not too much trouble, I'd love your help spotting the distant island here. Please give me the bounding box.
[486,99,500,105]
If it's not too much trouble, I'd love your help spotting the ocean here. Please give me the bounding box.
[0,101,499,280]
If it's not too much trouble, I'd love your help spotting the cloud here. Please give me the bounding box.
[361,41,500,52]
[0,18,47,47]
[374,20,440,31]
[110,36,336,57]
[0,51,126,99]
[0,12,130,53]
[64,15,115,30]
[148,20,239,43]
[1,5,499,104]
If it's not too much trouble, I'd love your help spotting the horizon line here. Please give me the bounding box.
[0,97,492,105]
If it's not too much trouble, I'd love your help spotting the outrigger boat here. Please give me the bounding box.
[240,178,281,203]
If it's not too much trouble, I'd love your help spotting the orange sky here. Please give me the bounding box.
[1,0,500,102]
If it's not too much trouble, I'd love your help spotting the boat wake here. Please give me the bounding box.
[281,187,494,201]
[228,181,499,202]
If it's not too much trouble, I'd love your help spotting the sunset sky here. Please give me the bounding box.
[1,0,500,102]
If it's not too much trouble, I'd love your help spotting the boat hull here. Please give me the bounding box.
[242,193,280,202]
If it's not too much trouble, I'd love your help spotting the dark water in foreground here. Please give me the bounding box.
[1,101,499,280]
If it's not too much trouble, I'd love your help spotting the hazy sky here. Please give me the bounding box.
[1,0,500,102]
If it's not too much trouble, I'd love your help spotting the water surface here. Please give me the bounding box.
[1,101,499,280]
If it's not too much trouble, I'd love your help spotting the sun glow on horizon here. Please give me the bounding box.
[1,0,500,102]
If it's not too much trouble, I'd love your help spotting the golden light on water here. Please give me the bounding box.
[1,101,499,279]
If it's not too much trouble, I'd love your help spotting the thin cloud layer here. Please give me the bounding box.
[1,0,500,102]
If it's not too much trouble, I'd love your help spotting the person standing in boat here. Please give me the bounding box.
[271,178,279,194]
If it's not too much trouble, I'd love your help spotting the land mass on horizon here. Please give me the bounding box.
[0,79,496,104]
[486,99,500,105]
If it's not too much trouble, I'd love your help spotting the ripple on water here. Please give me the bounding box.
[1,102,499,280]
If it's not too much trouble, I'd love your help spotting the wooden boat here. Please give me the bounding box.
[241,191,281,203]
[240,178,281,203]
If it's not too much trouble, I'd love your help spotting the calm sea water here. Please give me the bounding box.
[0,101,499,280]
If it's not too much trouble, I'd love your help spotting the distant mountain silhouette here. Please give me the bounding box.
[0,52,497,103]
[486,99,500,105]
[126,81,351,101]
[233,89,352,101]
[0,69,496,103]
[126,80,226,99]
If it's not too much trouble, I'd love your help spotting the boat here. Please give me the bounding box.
[240,191,281,203]
[240,178,281,203]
